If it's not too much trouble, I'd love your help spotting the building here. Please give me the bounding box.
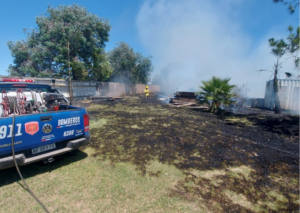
[264,79,300,111]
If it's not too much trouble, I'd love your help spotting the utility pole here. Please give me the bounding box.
[66,25,81,104]
[65,21,89,103]
[68,40,72,103]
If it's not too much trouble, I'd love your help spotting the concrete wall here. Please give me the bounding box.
[264,79,300,111]
[264,81,273,109]
[29,78,160,100]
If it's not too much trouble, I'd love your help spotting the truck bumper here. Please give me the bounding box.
[0,134,91,170]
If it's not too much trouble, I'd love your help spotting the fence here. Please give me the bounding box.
[31,78,160,100]
[264,79,300,111]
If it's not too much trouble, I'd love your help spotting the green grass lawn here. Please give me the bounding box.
[0,148,199,212]
[0,96,298,212]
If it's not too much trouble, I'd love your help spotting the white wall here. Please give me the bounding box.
[264,79,300,111]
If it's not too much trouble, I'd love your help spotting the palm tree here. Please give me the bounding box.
[199,76,235,113]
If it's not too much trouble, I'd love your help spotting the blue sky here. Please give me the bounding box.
[0,0,298,97]
[0,0,147,74]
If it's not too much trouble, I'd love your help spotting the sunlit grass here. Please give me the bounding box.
[0,148,200,212]
[89,118,108,129]
[225,116,253,126]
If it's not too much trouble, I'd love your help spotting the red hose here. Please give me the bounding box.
[16,89,26,114]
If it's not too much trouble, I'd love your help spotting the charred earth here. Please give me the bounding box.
[80,95,299,212]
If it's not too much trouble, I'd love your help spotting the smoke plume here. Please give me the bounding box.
[136,0,296,97]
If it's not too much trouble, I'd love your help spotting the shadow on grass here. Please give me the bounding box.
[87,95,299,212]
[0,150,88,187]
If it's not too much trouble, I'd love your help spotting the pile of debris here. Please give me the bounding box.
[174,91,197,99]
[169,91,198,107]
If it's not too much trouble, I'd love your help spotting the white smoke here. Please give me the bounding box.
[136,0,296,97]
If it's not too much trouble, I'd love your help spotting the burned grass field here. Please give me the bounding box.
[85,95,299,212]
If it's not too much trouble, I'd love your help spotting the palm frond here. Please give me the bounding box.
[199,76,235,112]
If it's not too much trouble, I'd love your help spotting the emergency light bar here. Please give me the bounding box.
[0,78,34,83]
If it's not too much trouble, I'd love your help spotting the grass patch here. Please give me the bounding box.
[87,104,109,111]
[224,190,259,211]
[225,116,253,126]
[90,118,108,129]
[0,148,200,213]
[131,124,142,129]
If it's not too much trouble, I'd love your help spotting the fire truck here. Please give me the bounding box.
[0,78,90,170]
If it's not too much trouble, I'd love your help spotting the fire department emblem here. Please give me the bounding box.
[25,122,39,135]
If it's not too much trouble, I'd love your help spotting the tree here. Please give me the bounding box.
[133,52,153,84]
[7,4,112,81]
[233,83,250,112]
[268,26,300,69]
[272,0,299,68]
[258,1,300,114]
[88,53,113,82]
[258,37,294,114]
[7,40,51,77]
[108,42,153,84]
[199,76,235,113]
[273,0,299,14]
[286,26,300,68]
